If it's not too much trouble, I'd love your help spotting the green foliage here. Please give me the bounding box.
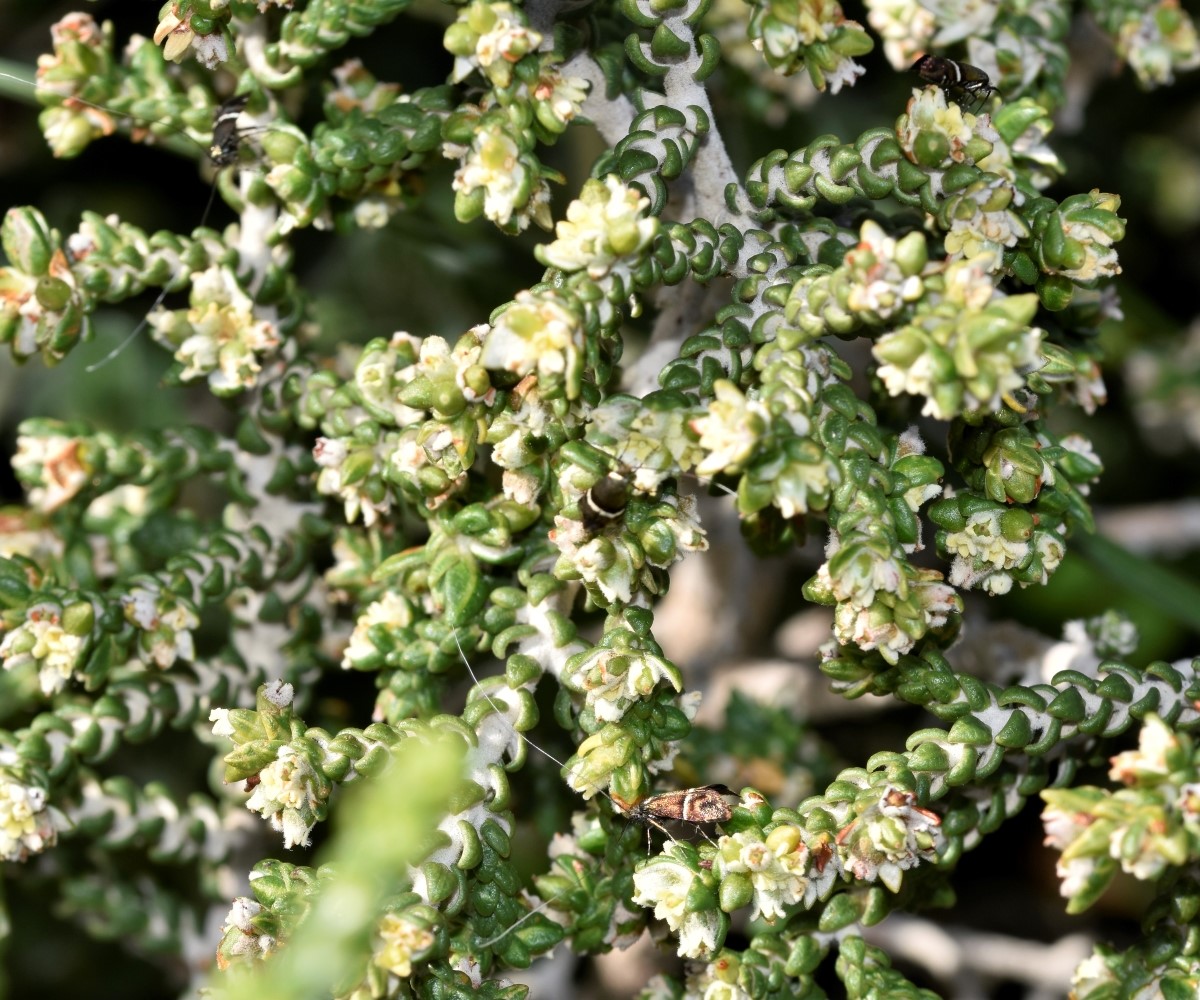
[1,0,1199,997]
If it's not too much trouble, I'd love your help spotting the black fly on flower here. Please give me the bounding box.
[911,54,996,112]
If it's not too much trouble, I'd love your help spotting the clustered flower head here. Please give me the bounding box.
[313,329,494,521]
[781,221,929,345]
[444,1,542,89]
[1042,715,1200,913]
[714,363,838,520]
[244,745,327,850]
[210,682,338,850]
[530,67,589,135]
[809,538,959,663]
[121,584,199,668]
[560,640,684,725]
[562,669,700,802]
[0,601,89,695]
[745,0,873,92]
[838,786,945,891]
[215,862,327,971]
[841,220,929,320]
[1113,0,1200,88]
[488,375,580,481]
[150,265,281,395]
[716,825,814,920]
[154,3,229,69]
[940,176,1030,268]
[28,14,120,158]
[630,785,944,961]
[373,909,438,979]
[552,489,708,606]
[447,113,553,234]
[632,842,725,959]
[864,0,935,67]
[537,177,659,281]
[342,591,415,671]
[690,380,771,478]
[582,395,706,492]
[1036,191,1125,283]
[10,430,91,512]
[872,255,1043,419]
[480,289,583,397]
[898,85,995,175]
[550,431,709,605]
[0,208,86,361]
[0,768,58,861]
[937,499,1064,595]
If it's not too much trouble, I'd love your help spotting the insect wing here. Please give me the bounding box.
[634,784,734,825]
[209,94,250,166]
[910,54,950,87]
[909,54,995,112]
[579,469,633,533]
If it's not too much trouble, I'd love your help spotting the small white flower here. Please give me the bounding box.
[0,773,56,861]
[1109,715,1176,784]
[313,437,392,527]
[480,290,582,387]
[451,123,551,231]
[0,605,86,695]
[824,56,867,94]
[1056,853,1096,898]
[246,746,323,848]
[632,850,722,958]
[343,591,414,669]
[538,176,658,279]
[717,827,810,921]
[209,708,234,738]
[152,266,280,394]
[449,2,542,86]
[865,0,935,67]
[533,71,589,129]
[1071,952,1119,995]
[945,510,1028,572]
[690,380,769,478]
[374,912,435,978]
[11,433,89,512]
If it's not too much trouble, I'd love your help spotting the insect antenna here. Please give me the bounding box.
[449,630,680,847]
[83,289,170,372]
[81,110,241,374]
[1,72,266,370]
[449,631,735,948]
[0,70,218,162]
[473,888,565,949]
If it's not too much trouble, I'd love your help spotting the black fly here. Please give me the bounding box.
[81,94,257,370]
[911,54,995,112]
[0,71,255,169]
[579,467,634,534]
[574,441,734,537]
[208,94,251,167]
[0,72,262,370]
